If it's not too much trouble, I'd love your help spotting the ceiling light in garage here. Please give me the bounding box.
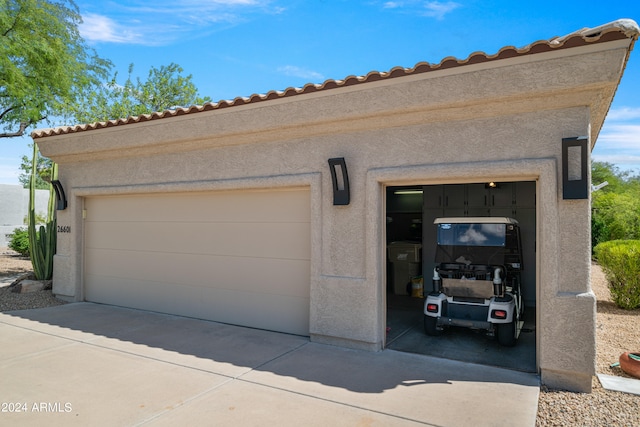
[394,189,423,195]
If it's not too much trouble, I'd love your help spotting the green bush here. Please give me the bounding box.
[594,240,640,310]
[591,192,640,249]
[7,227,31,257]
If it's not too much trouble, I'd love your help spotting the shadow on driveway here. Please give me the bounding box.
[0,303,540,426]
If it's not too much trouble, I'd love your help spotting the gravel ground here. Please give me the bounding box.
[1,248,638,424]
[536,264,640,426]
[0,248,67,311]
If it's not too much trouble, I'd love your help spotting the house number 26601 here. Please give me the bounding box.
[57,226,71,233]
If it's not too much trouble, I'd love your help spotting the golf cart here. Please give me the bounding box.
[423,217,524,346]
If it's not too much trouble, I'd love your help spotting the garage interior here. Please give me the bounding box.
[385,182,537,373]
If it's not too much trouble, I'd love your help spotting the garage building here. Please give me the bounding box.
[34,19,639,393]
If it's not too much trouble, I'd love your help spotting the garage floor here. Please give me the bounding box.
[386,293,537,373]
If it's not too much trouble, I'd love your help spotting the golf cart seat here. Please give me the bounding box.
[441,277,494,299]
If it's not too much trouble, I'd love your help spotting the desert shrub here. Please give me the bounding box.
[594,240,640,309]
[592,192,640,249]
[7,227,31,257]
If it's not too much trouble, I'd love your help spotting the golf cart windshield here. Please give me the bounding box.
[434,219,519,266]
[437,223,506,247]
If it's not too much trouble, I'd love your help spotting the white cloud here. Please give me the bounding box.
[593,123,640,171]
[277,66,324,82]
[421,1,461,20]
[380,1,460,19]
[605,107,640,121]
[598,124,640,150]
[592,153,640,164]
[596,107,640,165]
[79,0,280,46]
[80,13,143,44]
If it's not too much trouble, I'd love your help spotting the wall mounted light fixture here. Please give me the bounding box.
[328,157,350,205]
[562,136,589,199]
[51,180,68,210]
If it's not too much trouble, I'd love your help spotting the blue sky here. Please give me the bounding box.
[1,0,639,184]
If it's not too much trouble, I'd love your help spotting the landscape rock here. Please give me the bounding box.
[15,279,50,293]
[9,272,35,287]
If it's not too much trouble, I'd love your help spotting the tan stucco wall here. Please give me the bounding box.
[39,39,633,392]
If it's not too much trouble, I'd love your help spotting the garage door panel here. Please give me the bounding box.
[197,287,310,335]
[84,189,311,336]
[86,189,310,224]
[84,274,150,308]
[85,275,207,322]
[85,221,310,260]
[85,248,310,297]
[84,275,310,336]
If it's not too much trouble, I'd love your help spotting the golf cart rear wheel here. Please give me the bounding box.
[497,320,517,347]
[424,315,442,336]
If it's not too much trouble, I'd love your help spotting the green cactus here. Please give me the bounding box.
[28,143,56,280]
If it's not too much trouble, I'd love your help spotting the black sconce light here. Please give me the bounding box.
[328,157,350,205]
[51,180,68,210]
[562,136,588,199]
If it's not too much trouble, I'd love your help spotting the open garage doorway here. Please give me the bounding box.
[385,182,537,373]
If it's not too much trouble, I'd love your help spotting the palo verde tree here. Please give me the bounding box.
[4,1,210,279]
[70,63,212,124]
[2,0,109,279]
[17,63,211,188]
[18,143,52,189]
[1,0,111,138]
[22,62,211,278]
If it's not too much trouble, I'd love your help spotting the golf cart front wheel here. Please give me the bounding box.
[424,315,442,336]
[497,320,517,347]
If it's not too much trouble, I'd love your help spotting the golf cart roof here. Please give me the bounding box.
[434,217,519,225]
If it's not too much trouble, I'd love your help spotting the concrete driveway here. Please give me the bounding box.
[0,303,539,426]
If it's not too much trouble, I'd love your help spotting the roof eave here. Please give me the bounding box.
[31,19,640,140]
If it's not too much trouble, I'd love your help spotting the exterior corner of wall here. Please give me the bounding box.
[557,200,592,293]
[541,368,593,393]
[310,276,382,345]
[52,254,77,299]
[53,294,77,303]
[539,292,596,390]
[310,333,383,352]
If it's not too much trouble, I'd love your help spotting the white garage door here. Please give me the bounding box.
[84,188,311,335]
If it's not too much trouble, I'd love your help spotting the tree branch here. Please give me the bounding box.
[0,106,16,121]
[2,4,24,37]
[0,122,29,138]
[0,115,46,139]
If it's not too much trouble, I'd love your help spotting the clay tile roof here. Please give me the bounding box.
[31,19,639,139]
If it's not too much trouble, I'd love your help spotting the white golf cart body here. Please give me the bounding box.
[424,217,524,346]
